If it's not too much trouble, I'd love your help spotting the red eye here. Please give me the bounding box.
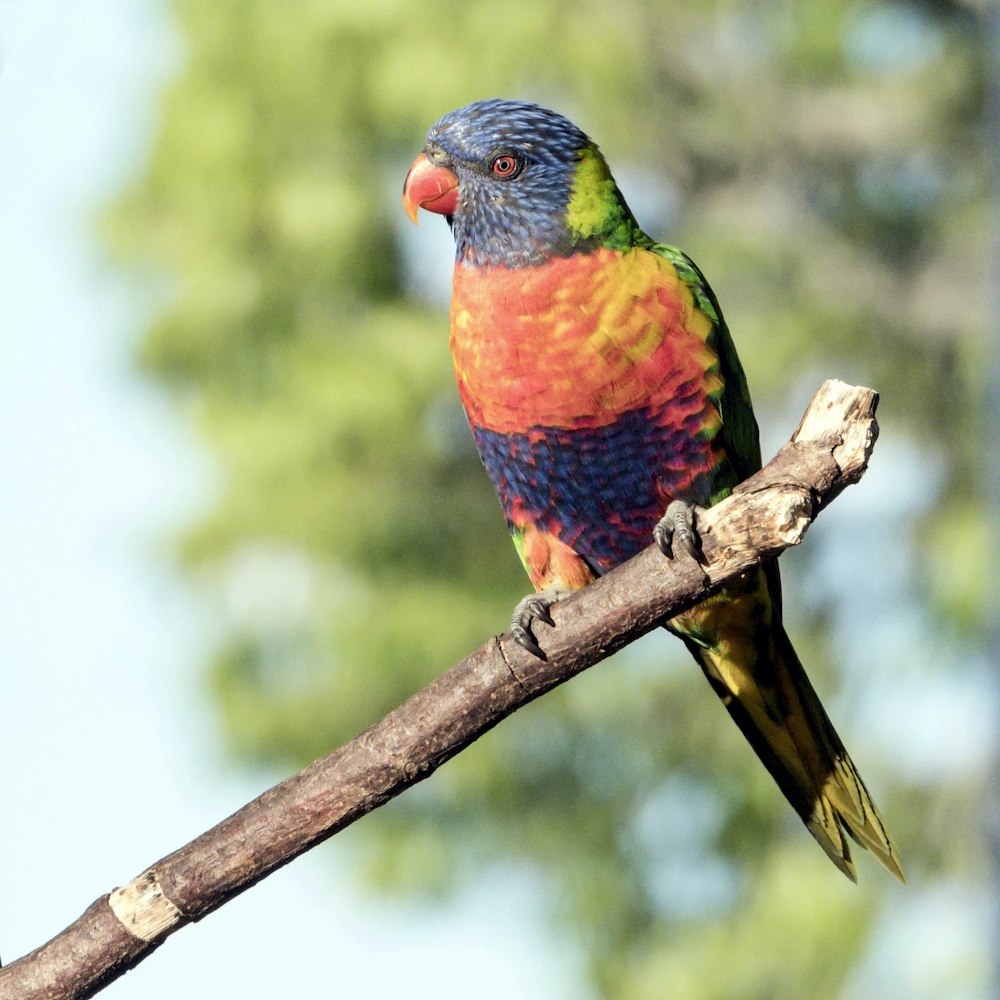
[491,155,519,177]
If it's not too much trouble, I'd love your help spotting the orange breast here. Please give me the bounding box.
[450,246,722,436]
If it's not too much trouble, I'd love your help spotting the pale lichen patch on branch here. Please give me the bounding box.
[792,379,880,486]
[108,870,184,942]
[773,490,813,547]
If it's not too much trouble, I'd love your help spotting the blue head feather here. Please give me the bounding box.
[424,99,618,266]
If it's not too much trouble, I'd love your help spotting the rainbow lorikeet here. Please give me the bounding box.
[402,98,903,882]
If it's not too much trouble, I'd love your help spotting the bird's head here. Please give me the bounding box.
[403,99,637,267]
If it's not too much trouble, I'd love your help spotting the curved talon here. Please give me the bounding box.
[654,499,706,563]
[511,624,546,660]
[510,588,570,660]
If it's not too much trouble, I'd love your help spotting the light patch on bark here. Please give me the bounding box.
[108,870,183,942]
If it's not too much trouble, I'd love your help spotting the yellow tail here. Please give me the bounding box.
[672,572,904,882]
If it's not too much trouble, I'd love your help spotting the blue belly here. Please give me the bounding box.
[471,409,718,574]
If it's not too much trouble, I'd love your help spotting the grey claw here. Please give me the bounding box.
[654,500,706,563]
[511,624,546,660]
[510,588,568,660]
[653,520,676,559]
[533,603,555,627]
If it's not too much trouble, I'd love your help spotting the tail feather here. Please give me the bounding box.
[680,610,904,882]
[772,627,905,882]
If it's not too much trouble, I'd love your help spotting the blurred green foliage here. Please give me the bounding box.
[108,0,995,996]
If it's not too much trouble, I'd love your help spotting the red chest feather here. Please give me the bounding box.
[450,247,722,437]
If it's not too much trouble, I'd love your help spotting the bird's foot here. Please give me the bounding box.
[510,588,571,660]
[653,500,706,562]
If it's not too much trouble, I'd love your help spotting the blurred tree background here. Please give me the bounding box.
[108,1,996,997]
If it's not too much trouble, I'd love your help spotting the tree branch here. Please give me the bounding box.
[0,379,879,999]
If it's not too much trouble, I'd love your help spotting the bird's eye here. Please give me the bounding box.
[490,154,521,178]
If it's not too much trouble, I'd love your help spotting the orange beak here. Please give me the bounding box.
[402,152,459,223]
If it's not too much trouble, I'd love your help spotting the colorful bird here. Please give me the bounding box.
[403,98,903,882]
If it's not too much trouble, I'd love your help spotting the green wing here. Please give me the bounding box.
[650,242,762,484]
[650,243,781,611]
